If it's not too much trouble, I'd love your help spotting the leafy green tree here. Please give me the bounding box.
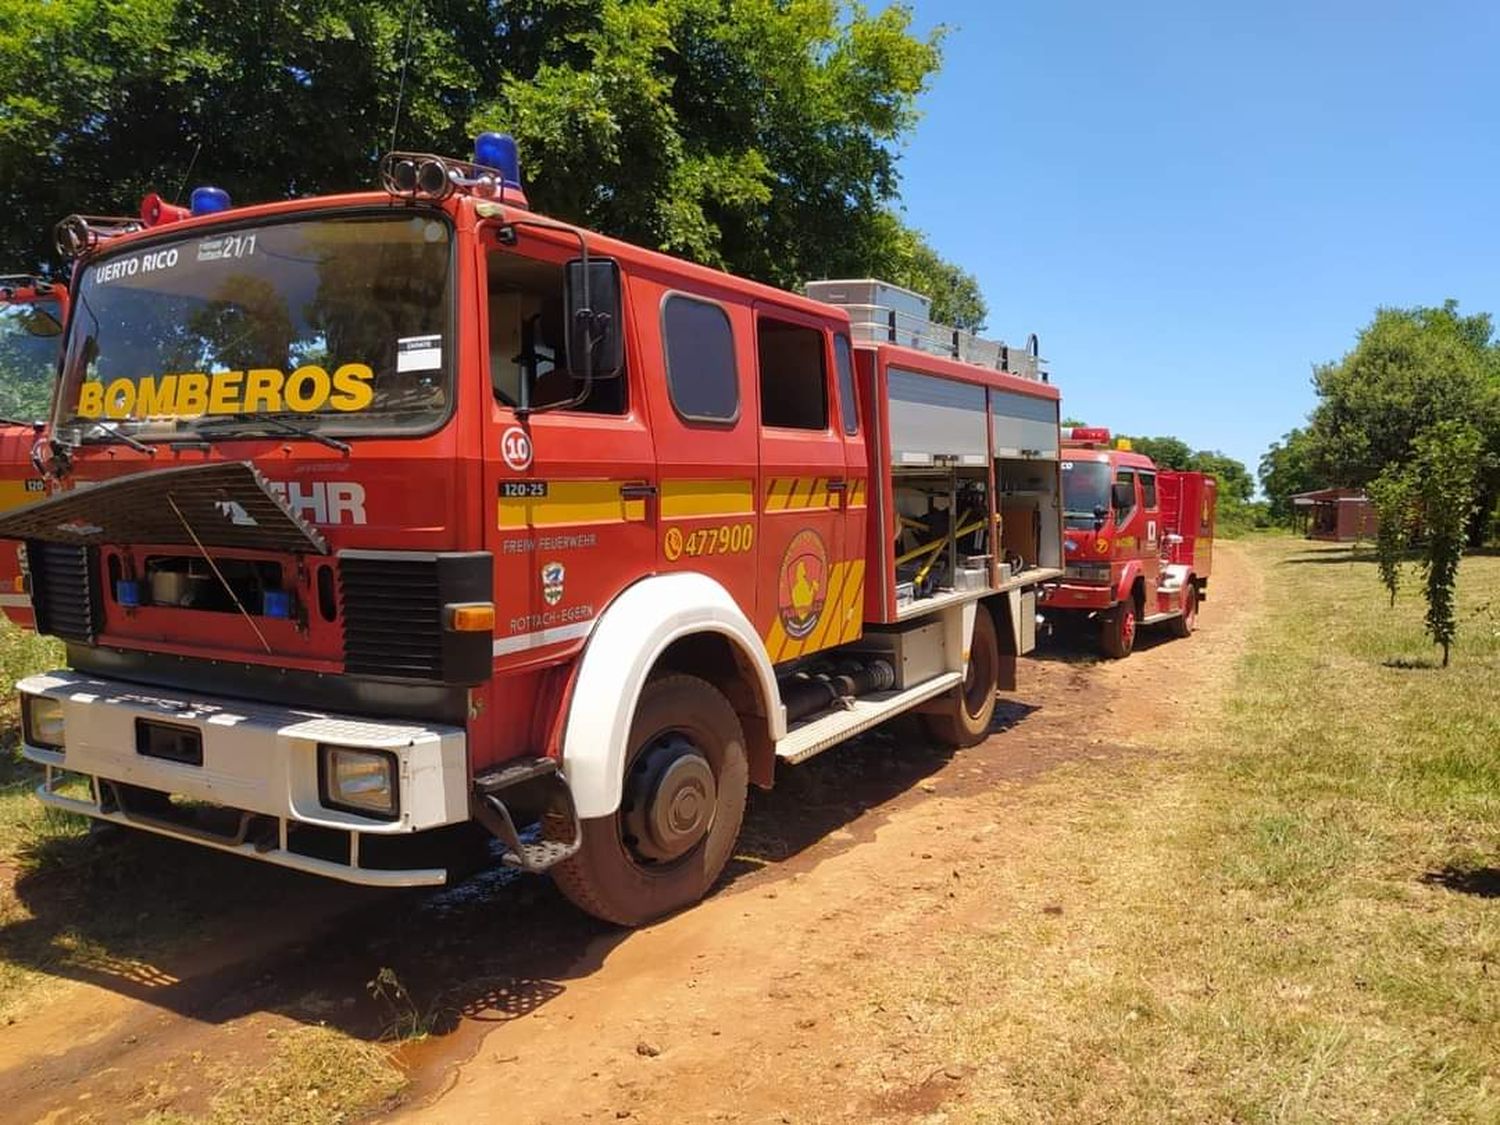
[1308,300,1500,541]
[1258,426,1319,522]
[1410,421,1483,666]
[1122,434,1192,469]
[0,1,973,318]
[1366,464,1413,607]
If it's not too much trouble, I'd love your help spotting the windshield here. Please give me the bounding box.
[55,212,453,441]
[1062,459,1112,528]
[0,297,63,420]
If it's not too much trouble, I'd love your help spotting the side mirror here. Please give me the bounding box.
[18,306,62,338]
[1111,482,1135,511]
[564,257,624,380]
[1092,504,1108,527]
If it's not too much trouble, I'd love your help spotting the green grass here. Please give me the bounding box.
[854,538,1498,1122]
[0,619,71,866]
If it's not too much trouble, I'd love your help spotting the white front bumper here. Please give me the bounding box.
[17,670,470,887]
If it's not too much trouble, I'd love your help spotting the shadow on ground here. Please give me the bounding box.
[0,697,1042,1048]
[1420,864,1500,898]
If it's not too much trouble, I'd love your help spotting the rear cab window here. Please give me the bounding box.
[757,317,827,431]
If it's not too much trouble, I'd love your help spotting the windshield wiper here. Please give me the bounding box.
[194,413,351,454]
[81,421,156,455]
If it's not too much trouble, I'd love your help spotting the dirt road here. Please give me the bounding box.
[0,542,1257,1124]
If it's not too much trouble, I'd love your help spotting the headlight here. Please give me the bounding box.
[319,746,399,819]
[23,695,65,750]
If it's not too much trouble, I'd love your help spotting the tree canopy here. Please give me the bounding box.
[0,0,985,324]
[1263,300,1500,539]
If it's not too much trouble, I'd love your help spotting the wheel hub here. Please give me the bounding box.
[623,734,717,863]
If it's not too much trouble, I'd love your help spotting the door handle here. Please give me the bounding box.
[620,482,658,499]
[826,479,849,493]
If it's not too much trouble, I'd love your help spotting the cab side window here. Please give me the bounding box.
[1115,469,1137,527]
[757,317,827,430]
[1140,471,1158,510]
[486,251,625,415]
[833,333,859,436]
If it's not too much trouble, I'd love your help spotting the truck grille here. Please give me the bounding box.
[339,554,445,679]
[28,542,101,643]
[337,551,492,685]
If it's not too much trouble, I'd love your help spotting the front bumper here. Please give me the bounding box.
[18,671,469,887]
[1040,581,1115,611]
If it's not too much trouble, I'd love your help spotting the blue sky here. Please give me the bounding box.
[895,1,1500,481]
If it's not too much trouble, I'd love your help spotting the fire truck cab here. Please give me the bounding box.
[1041,427,1214,657]
[0,275,66,627]
[4,138,1062,925]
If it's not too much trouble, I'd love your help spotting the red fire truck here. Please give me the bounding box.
[1041,427,1214,658]
[0,275,67,628]
[1,138,1064,925]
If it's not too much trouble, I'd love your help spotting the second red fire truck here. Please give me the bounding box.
[1042,427,1215,657]
[1,138,1065,925]
[0,275,66,628]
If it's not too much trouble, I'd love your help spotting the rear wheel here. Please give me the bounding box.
[1168,582,1198,638]
[551,674,748,927]
[921,606,1000,748]
[1100,599,1137,659]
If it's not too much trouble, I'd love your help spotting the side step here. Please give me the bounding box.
[470,757,582,874]
[1140,610,1181,625]
[774,671,963,766]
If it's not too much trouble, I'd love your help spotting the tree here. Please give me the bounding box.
[1409,421,1483,666]
[1307,300,1500,541]
[1366,464,1413,607]
[1258,427,1319,522]
[0,0,975,315]
[1122,435,1192,470]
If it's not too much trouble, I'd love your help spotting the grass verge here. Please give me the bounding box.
[855,537,1497,1122]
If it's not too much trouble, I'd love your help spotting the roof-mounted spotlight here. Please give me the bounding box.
[379,135,527,205]
[54,214,144,259]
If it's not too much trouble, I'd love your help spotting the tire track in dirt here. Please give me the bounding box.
[389,542,1261,1125]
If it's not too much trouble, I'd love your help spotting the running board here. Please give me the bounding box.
[774,672,964,766]
[1140,610,1180,625]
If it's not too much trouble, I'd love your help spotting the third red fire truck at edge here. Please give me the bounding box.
[1041,427,1215,658]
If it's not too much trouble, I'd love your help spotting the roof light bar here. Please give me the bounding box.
[380,134,524,203]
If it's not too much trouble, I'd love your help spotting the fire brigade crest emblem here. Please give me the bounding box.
[541,560,565,606]
[778,529,828,640]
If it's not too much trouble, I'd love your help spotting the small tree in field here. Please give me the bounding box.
[1410,421,1483,666]
[1367,465,1414,606]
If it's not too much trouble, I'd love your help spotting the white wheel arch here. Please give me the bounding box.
[561,572,784,819]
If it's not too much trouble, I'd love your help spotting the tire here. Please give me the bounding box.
[550,674,748,927]
[921,606,1000,748]
[1168,581,1198,639]
[1100,598,1137,659]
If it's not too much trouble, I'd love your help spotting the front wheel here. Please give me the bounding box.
[1100,600,1137,659]
[921,606,1000,748]
[550,674,748,927]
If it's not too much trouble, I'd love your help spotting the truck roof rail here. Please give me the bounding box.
[804,278,1048,383]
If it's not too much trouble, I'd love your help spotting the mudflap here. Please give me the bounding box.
[470,757,582,874]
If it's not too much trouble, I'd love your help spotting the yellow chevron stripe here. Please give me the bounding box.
[498,481,645,528]
[805,559,849,654]
[765,478,793,512]
[763,615,789,663]
[849,479,867,508]
[838,559,867,644]
[659,478,755,519]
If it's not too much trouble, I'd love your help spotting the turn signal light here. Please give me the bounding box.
[447,603,495,632]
